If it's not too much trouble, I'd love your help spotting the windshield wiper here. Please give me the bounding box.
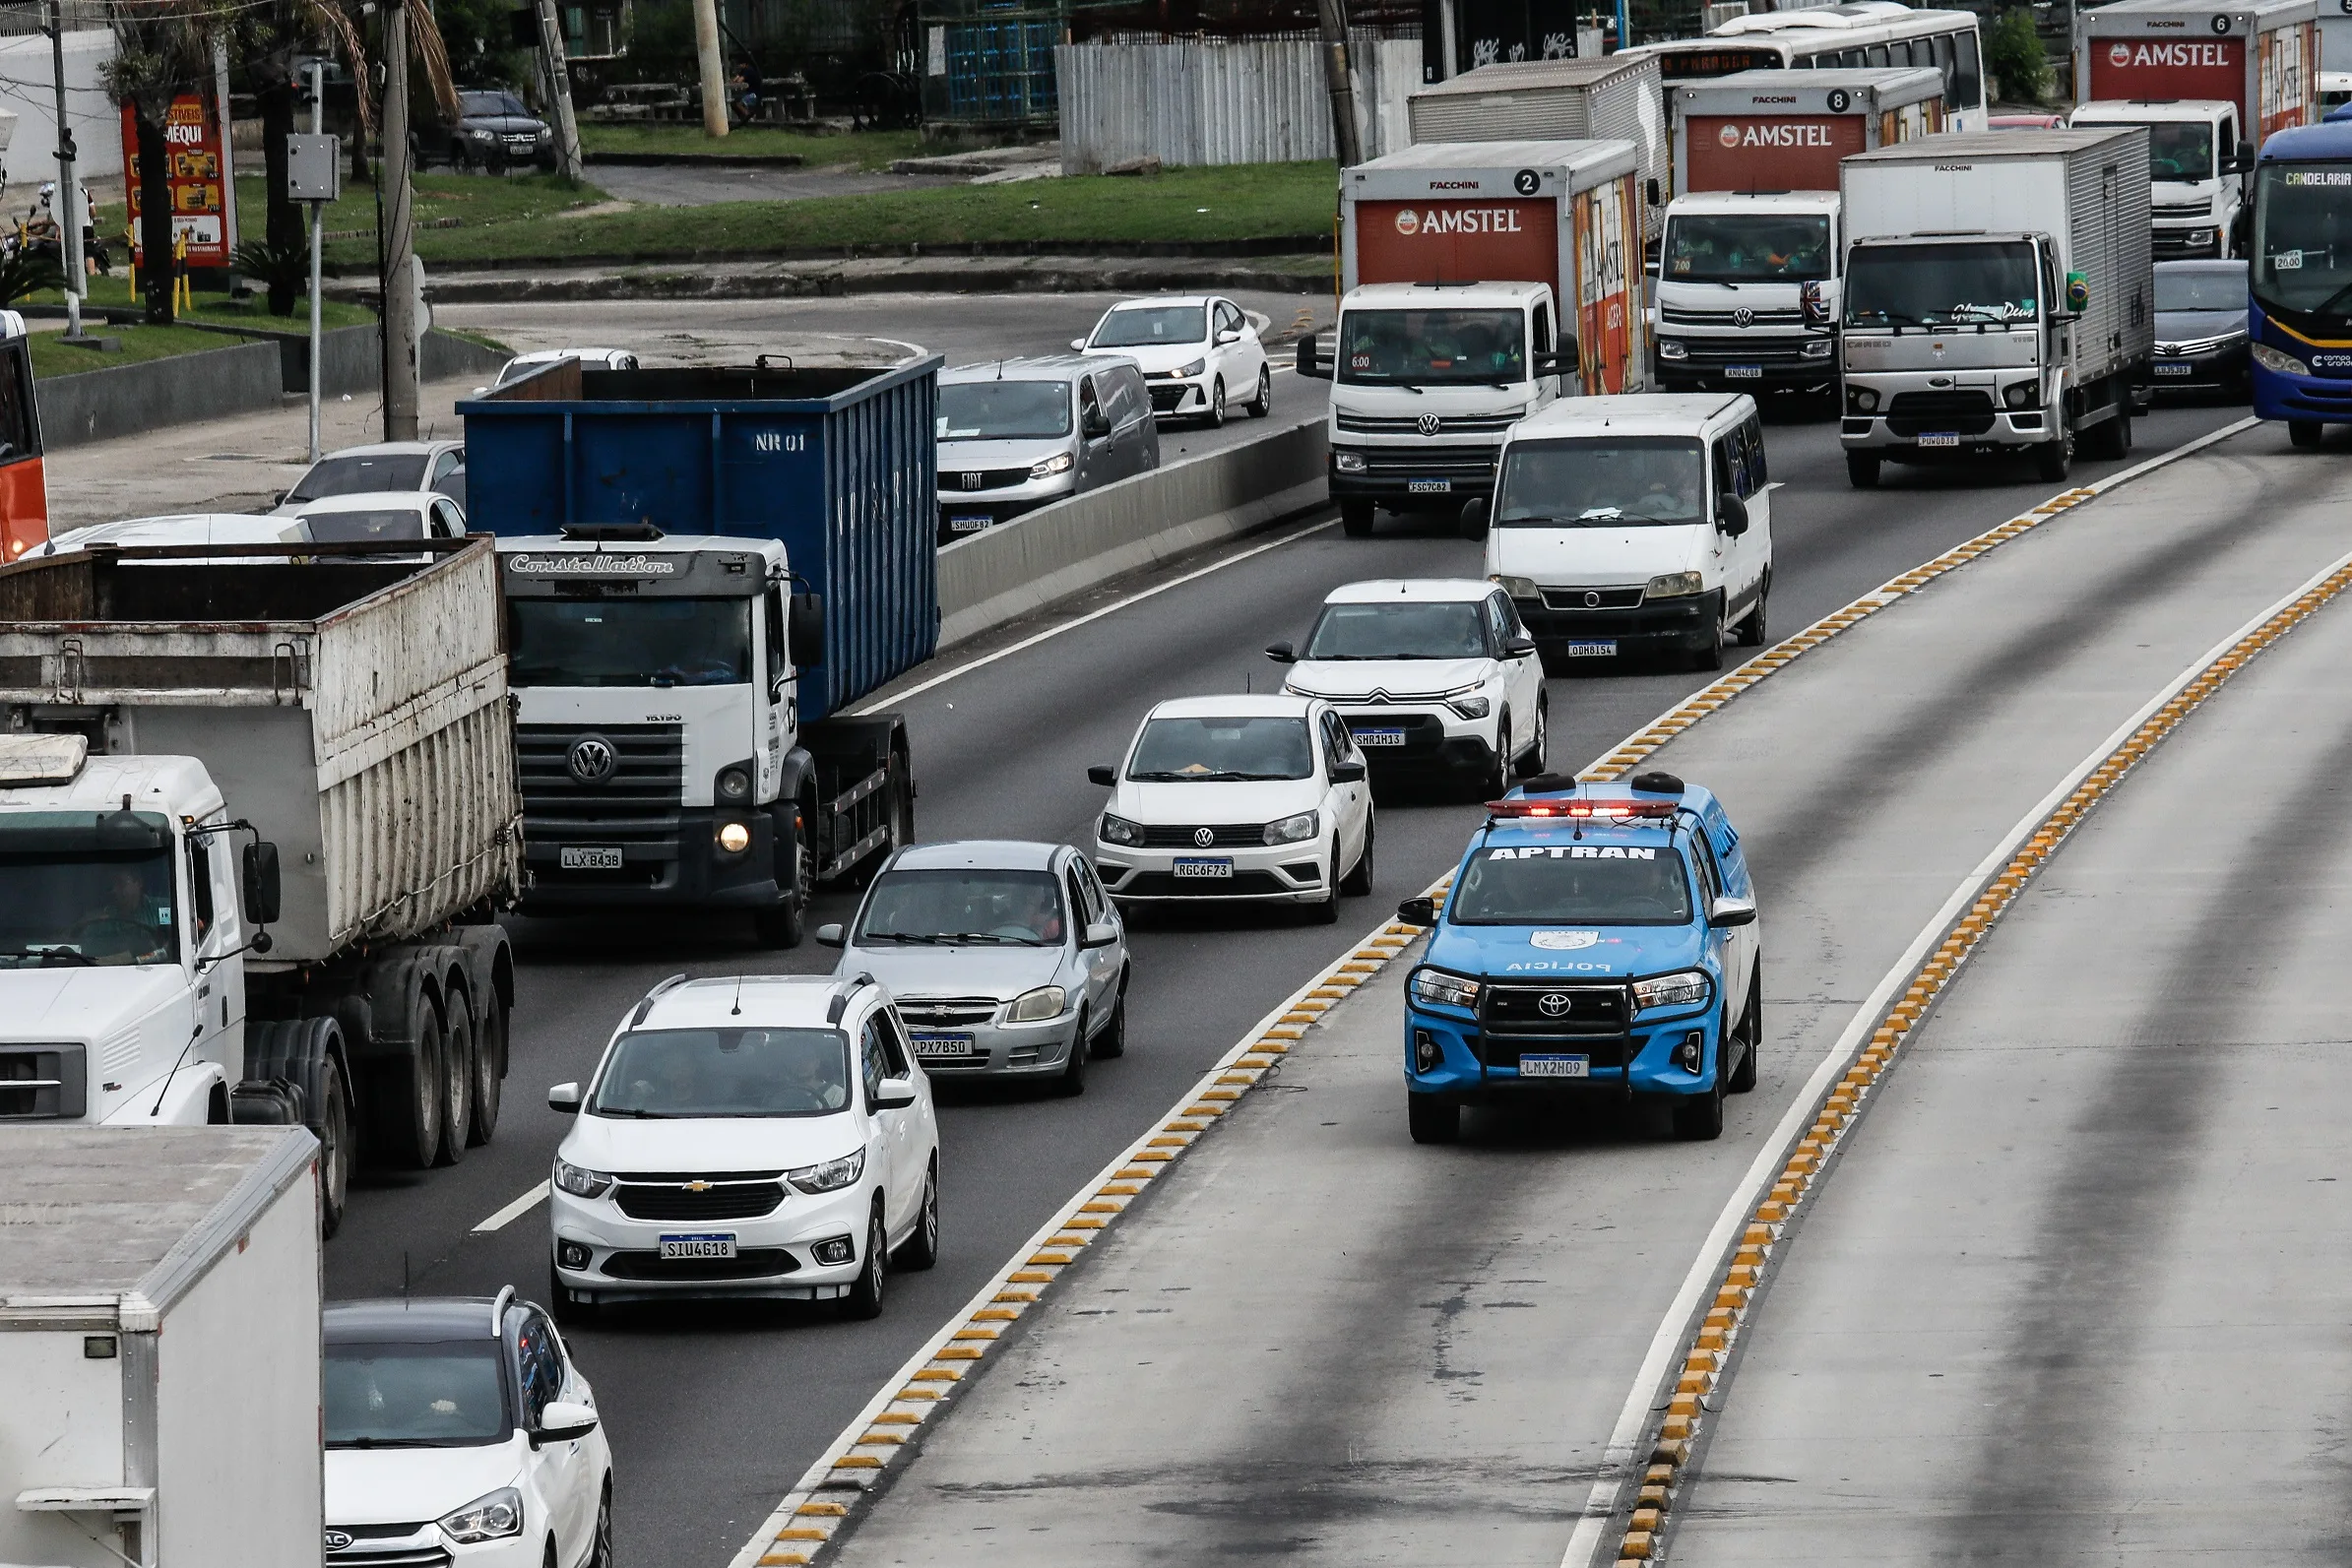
[0,944,94,966]
[1127,769,1249,782]
[594,1106,674,1118]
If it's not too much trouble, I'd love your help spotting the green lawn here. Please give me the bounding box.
[24,274,376,333]
[579,124,924,168]
[89,171,610,261]
[28,323,257,378]
[321,159,1338,269]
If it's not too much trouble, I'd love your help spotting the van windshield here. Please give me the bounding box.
[1663,214,1832,282]
[1337,309,1527,385]
[938,381,1071,440]
[1494,437,1707,527]
[1845,240,2039,328]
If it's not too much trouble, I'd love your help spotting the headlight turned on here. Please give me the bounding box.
[1631,970,1711,1010]
[439,1488,524,1544]
[1645,571,1704,600]
[1099,813,1144,847]
[1006,984,1067,1023]
[1029,451,1075,479]
[787,1149,865,1195]
[1411,969,1481,1010]
[552,1159,613,1199]
[1262,810,1318,846]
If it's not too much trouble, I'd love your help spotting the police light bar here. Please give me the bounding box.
[1486,797,1678,820]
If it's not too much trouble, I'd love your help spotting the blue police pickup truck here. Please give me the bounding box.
[1396,772,1761,1144]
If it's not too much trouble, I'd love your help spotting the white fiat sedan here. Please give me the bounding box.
[1088,694,1375,923]
[545,972,941,1322]
[1074,293,1271,427]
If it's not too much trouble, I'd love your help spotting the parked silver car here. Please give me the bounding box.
[935,357,1159,545]
[816,840,1129,1096]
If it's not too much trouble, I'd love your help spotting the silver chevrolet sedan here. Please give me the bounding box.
[816,840,1129,1096]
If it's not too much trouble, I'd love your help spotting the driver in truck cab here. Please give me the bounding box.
[1396,772,1762,1147]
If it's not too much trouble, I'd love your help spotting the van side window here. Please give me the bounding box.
[1532,301,1554,355]
[1079,377,1104,434]
[1712,439,1736,505]
[186,834,215,944]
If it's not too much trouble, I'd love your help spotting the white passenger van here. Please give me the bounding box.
[1473,393,1772,672]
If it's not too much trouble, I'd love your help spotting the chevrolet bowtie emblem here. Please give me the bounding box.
[684,1180,713,1192]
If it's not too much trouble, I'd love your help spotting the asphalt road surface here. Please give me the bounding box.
[319,392,2262,1566]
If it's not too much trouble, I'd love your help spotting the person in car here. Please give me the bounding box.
[776,1037,849,1113]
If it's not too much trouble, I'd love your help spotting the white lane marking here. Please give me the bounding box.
[1558,411,2274,1568]
[848,516,1338,716]
[472,1181,549,1233]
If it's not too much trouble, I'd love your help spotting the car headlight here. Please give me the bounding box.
[1801,337,1834,359]
[1099,812,1143,847]
[470,128,495,140]
[439,1487,524,1544]
[1006,984,1067,1023]
[1631,970,1711,1010]
[1847,385,1880,413]
[1333,450,1368,473]
[786,1149,865,1195]
[2002,380,2040,409]
[1263,810,1318,846]
[1645,571,1703,600]
[716,820,752,854]
[1029,451,1074,479]
[2253,342,2312,378]
[1491,574,1541,600]
[552,1158,612,1199]
[1411,968,1480,1010]
[1441,684,1491,720]
[2189,228,2216,245]
[1659,340,1688,360]
[1176,358,1207,379]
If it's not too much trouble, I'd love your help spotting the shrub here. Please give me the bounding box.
[1987,6,2051,104]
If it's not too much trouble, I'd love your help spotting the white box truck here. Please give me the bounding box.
[1300,139,1645,539]
[0,1126,321,1568]
[1657,66,1946,392]
[1838,127,2156,487]
[2074,0,2319,257]
[1407,54,1671,243]
[0,538,523,1235]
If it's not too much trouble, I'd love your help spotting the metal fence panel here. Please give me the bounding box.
[1059,35,1424,171]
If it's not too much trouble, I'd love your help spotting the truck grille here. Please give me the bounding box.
[611,1178,784,1222]
[1335,410,1522,435]
[1347,444,1499,478]
[1541,586,1646,611]
[518,723,682,812]
[1136,822,1267,847]
[896,997,1000,1027]
[1885,390,1997,437]
[2152,199,2212,220]
[1474,982,1635,1070]
[0,1043,85,1120]
[1659,303,1804,327]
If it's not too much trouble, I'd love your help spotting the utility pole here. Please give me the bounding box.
[1313,0,1363,168]
[692,0,729,139]
[380,0,418,440]
[301,62,332,461]
[45,0,86,342]
[532,0,583,180]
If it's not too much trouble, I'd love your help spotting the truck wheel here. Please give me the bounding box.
[2084,410,2131,460]
[378,1014,445,1171]
[1844,451,1880,488]
[2289,420,2323,449]
[317,1049,352,1237]
[2035,423,2074,483]
[469,994,506,1148]
[754,815,810,949]
[1340,500,1375,537]
[434,990,474,1167]
[1407,1094,1459,1145]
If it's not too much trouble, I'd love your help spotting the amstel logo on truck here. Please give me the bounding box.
[1393,206,1529,237]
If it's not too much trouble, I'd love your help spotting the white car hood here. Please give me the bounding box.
[1285,657,1492,702]
[842,944,1066,1002]
[1488,525,1707,587]
[1111,778,1324,827]
[0,965,185,1038]
[937,437,1069,470]
[558,1111,858,1173]
[1088,343,1208,374]
[325,1438,521,1528]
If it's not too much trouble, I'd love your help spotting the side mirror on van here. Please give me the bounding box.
[1082,408,1112,440]
[1716,493,1749,536]
[1296,336,1331,380]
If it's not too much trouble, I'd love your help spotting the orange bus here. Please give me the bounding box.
[0,314,50,560]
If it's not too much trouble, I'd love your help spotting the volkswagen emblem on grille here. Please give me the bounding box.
[1538,992,1574,1018]
[324,1532,354,1552]
[1193,827,1216,847]
[1581,591,1602,608]
[566,735,617,785]
[961,471,985,489]
[1416,412,1443,436]
[1733,307,1754,329]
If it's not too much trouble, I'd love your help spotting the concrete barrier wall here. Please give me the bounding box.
[935,413,1328,650]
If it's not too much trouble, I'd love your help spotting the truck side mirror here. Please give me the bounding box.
[1645,176,1661,207]
[1396,896,1437,927]
[1716,493,1749,536]
[2223,138,2256,174]
[240,841,282,925]
[788,593,826,667]
[1460,496,1492,538]
[1296,336,1331,380]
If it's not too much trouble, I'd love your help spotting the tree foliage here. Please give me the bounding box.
[1986,6,2051,105]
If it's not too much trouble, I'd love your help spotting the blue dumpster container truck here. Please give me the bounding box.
[461,356,939,946]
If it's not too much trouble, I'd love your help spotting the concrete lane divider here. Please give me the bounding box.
[934,413,1329,651]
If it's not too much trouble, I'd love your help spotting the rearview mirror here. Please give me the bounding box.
[534,1401,599,1445]
[1083,410,1112,440]
[1330,758,1367,784]
[1716,493,1749,536]
[1645,176,1661,207]
[1296,336,1330,380]
[1264,641,1297,663]
[1504,635,1538,658]
[1069,337,1088,351]
[815,922,846,948]
[547,1082,581,1113]
[240,841,282,925]
[1216,329,1240,345]
[873,1081,918,1111]
[1081,919,1119,949]
[1087,764,1116,786]
[1396,896,1437,927]
[788,593,826,667]
[1710,893,1757,928]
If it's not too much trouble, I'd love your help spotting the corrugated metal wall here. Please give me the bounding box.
[1058,36,1424,172]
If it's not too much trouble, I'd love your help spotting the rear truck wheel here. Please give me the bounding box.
[433,990,475,1167]
[1727,967,1761,1094]
[380,1008,446,1170]
[1845,451,1880,488]
[1340,820,1375,896]
[1206,376,1228,428]
[2289,420,2323,449]
[468,994,506,1148]
[1673,1050,1727,1142]
[1477,722,1511,802]
[1055,1014,1091,1097]
[894,1158,941,1271]
[1734,571,1770,648]
[1340,500,1375,537]
[549,1260,597,1326]
[839,1204,888,1320]
[1095,974,1128,1057]
[2084,408,2130,461]
[2035,421,2074,483]
[1513,696,1549,780]
[1689,601,1726,673]
[1248,365,1272,416]
[1407,1094,1460,1145]
[317,1049,352,1238]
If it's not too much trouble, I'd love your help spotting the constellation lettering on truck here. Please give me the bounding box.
[505,553,679,576]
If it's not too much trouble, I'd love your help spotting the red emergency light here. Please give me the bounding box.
[1486,797,1678,820]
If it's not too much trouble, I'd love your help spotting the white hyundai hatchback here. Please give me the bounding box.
[1088,694,1375,922]
[1074,294,1271,427]
[544,972,941,1322]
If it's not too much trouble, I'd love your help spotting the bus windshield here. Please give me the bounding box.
[2252,162,2352,320]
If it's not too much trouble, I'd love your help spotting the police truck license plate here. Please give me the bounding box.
[659,1233,736,1259]
[1352,727,1407,747]
[1407,479,1453,493]
[1172,857,1234,879]
[911,1033,977,1059]
[559,847,623,871]
[1917,432,1961,448]
[1726,365,1762,380]
[1563,640,1617,659]
[948,514,990,532]
[1518,1053,1590,1078]
[2154,362,2193,376]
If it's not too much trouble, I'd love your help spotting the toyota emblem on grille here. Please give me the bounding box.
[567,735,617,785]
[1538,992,1573,1018]
[1581,591,1602,608]
[1193,827,1215,847]
[1733,307,1754,328]
[1416,412,1442,436]
[961,471,984,489]
[324,1532,354,1552]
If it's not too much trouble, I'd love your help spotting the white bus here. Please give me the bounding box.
[1624,3,1989,131]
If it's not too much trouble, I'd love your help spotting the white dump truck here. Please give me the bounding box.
[0,537,522,1234]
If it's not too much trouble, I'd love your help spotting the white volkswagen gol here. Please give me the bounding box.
[324,1291,612,1568]
[544,972,941,1322]
[1088,694,1375,922]
[1268,578,1548,799]
[1074,294,1272,426]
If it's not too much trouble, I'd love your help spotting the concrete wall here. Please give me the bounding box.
[0,30,124,190]
[936,414,1329,650]
[1057,36,1421,174]
[267,324,506,399]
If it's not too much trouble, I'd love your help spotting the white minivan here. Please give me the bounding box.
[1474,394,1772,672]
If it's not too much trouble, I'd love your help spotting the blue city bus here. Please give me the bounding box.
[2249,120,2352,446]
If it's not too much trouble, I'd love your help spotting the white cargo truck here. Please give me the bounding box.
[0,1126,322,1568]
[1837,127,2155,487]
[0,538,522,1234]
[1407,54,1671,243]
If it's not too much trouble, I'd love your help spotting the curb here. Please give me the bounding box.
[583,151,808,167]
